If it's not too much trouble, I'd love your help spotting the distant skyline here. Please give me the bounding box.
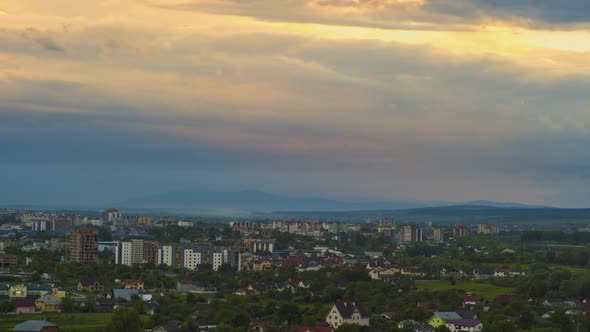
[2,1,590,207]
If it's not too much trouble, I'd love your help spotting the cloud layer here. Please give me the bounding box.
[1,0,590,207]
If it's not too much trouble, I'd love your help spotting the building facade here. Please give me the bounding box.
[69,229,98,264]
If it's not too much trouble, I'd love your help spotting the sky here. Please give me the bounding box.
[1,0,590,207]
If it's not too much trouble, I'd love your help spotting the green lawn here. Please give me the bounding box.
[415,280,516,300]
[0,312,151,332]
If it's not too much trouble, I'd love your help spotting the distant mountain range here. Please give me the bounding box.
[120,189,546,212]
[272,204,590,224]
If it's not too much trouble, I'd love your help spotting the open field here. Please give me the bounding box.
[0,312,151,332]
[415,280,516,300]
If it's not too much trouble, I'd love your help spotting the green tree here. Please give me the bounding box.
[277,302,301,324]
[106,307,143,332]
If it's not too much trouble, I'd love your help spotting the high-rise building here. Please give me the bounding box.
[157,244,175,267]
[401,225,423,242]
[183,248,202,270]
[433,228,443,242]
[115,240,159,266]
[157,244,241,271]
[453,224,469,237]
[69,229,98,263]
[143,241,159,265]
[100,208,123,222]
[477,224,500,235]
[136,216,153,225]
[244,239,275,253]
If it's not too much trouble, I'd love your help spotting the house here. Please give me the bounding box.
[250,320,278,332]
[122,279,144,290]
[34,295,61,312]
[463,296,481,307]
[177,281,199,293]
[253,259,274,271]
[509,269,526,277]
[288,325,334,332]
[445,319,483,332]
[26,284,53,298]
[397,320,435,332]
[151,320,182,332]
[368,269,382,280]
[95,297,117,312]
[472,268,495,280]
[77,279,104,292]
[0,283,10,300]
[493,268,510,277]
[112,288,140,301]
[401,267,426,277]
[298,280,312,288]
[9,285,28,299]
[381,311,396,320]
[12,299,37,313]
[428,312,478,328]
[50,288,66,299]
[440,267,466,279]
[325,302,369,328]
[13,320,59,332]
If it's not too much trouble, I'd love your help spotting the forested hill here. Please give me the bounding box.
[270,205,590,224]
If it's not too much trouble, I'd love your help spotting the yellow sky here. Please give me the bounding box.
[1,0,588,76]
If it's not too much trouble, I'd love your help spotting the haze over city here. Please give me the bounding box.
[2,1,590,207]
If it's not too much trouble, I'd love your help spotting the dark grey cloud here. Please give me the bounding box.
[474,0,590,24]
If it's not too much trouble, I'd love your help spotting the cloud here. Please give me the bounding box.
[146,0,590,31]
[21,28,65,52]
[0,0,589,206]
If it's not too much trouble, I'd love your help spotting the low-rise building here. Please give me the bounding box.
[77,280,104,292]
[122,279,144,290]
[13,320,59,332]
[12,299,37,313]
[34,295,61,312]
[325,302,369,329]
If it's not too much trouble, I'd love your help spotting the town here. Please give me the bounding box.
[0,208,589,331]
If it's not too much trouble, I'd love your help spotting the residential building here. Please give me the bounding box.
[157,245,176,267]
[477,224,500,235]
[473,268,495,280]
[401,226,423,242]
[143,241,159,264]
[77,280,104,292]
[111,288,139,301]
[428,312,478,328]
[116,240,158,266]
[245,239,275,253]
[122,279,144,290]
[136,216,153,225]
[158,244,241,271]
[13,320,60,332]
[12,299,36,313]
[101,208,122,222]
[453,225,469,238]
[446,320,483,332]
[34,295,61,312]
[183,248,202,271]
[69,229,98,264]
[325,302,369,329]
[433,228,443,242]
[0,254,17,270]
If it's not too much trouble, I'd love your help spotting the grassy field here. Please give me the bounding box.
[415,280,516,300]
[0,312,151,331]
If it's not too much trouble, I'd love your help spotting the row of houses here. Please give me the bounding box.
[441,266,526,279]
[324,302,483,332]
